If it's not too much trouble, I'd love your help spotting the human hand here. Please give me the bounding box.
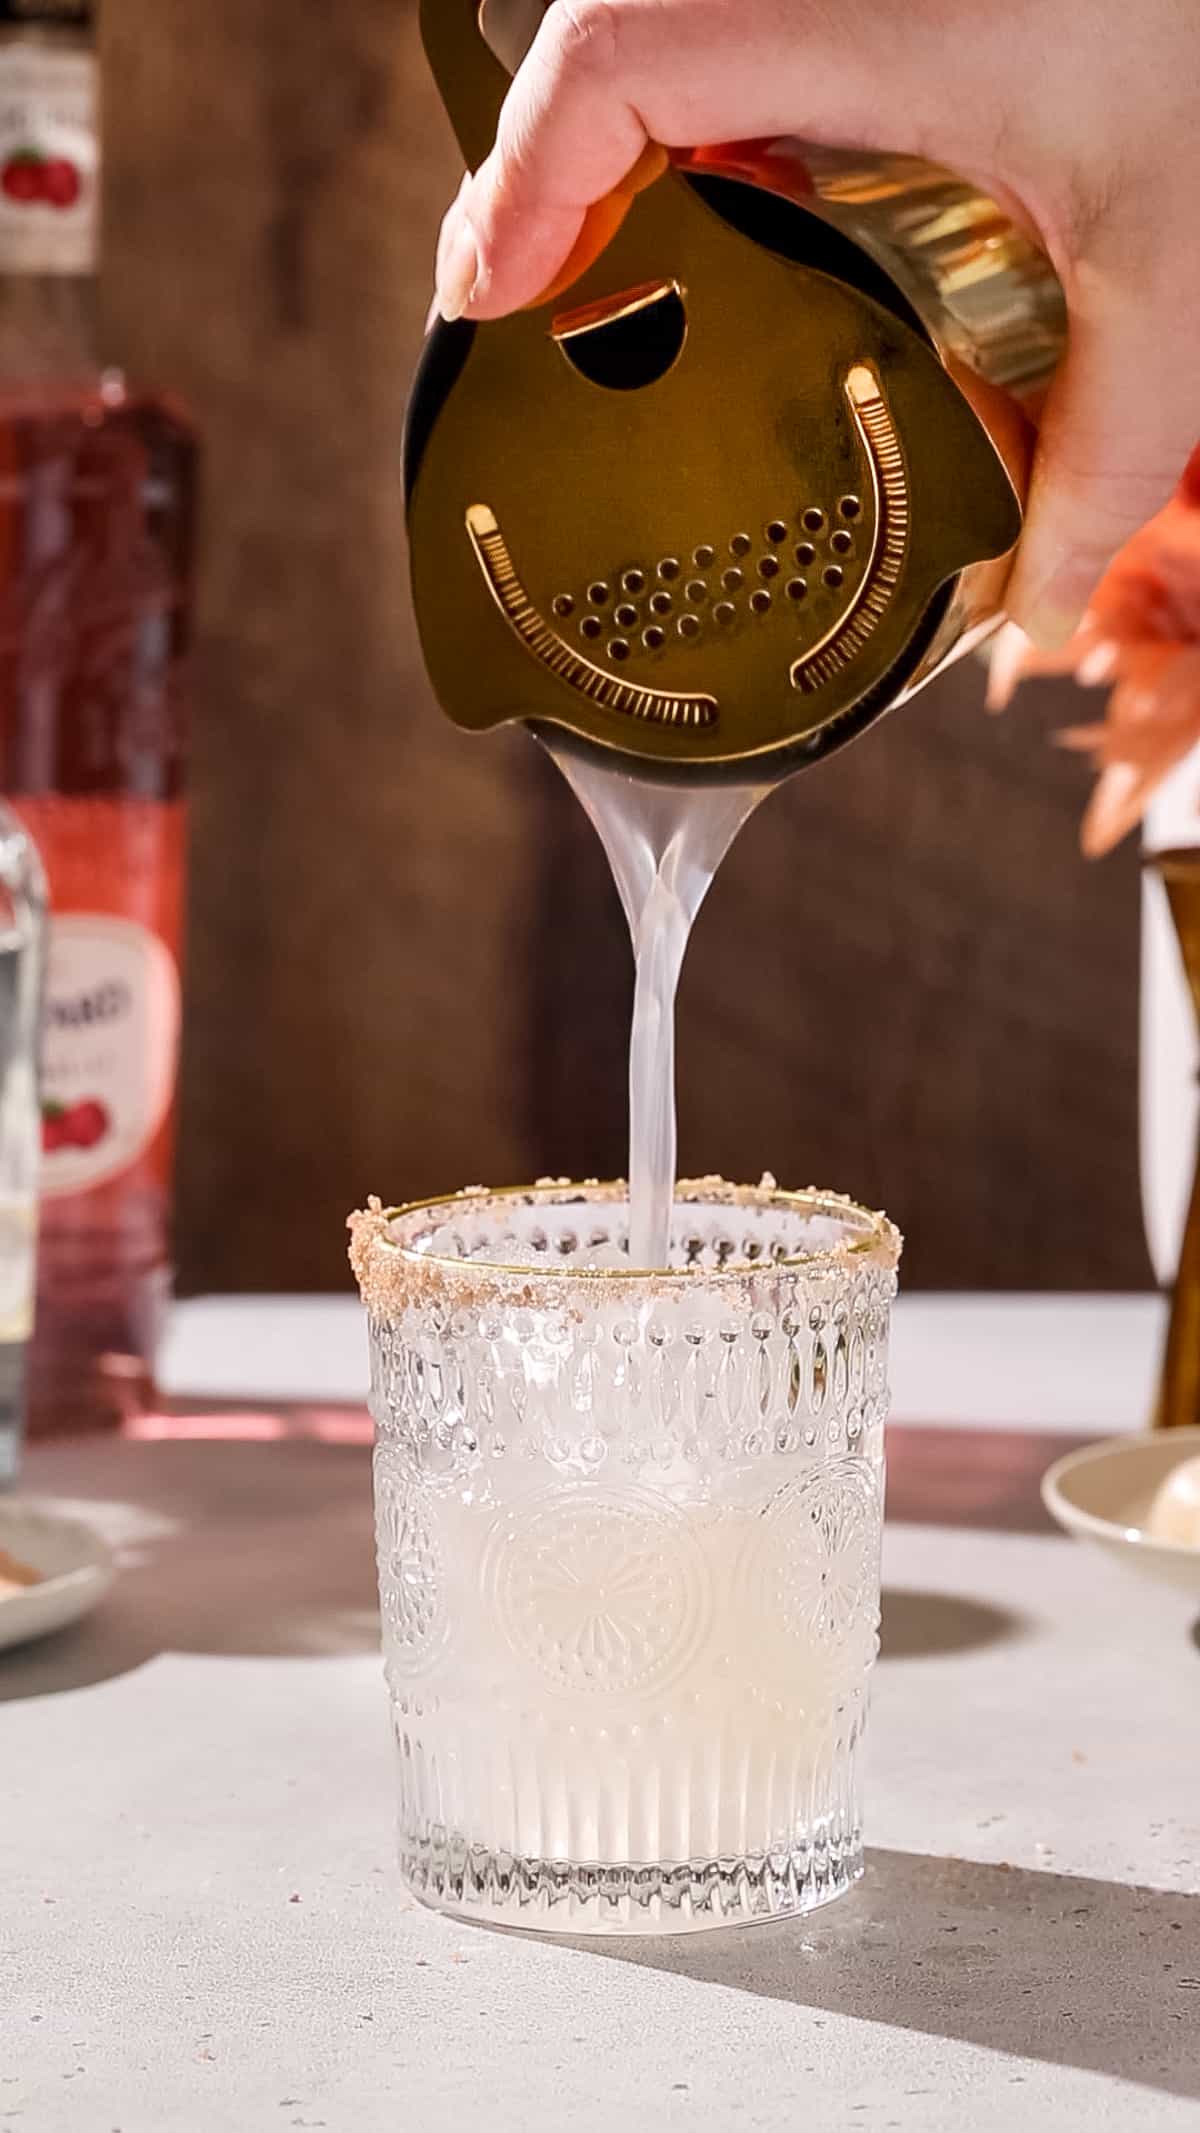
[433,0,1200,648]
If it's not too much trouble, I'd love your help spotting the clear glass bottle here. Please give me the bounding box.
[0,0,198,1434]
[0,795,45,1482]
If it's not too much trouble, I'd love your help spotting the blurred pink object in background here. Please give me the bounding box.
[989,446,1200,856]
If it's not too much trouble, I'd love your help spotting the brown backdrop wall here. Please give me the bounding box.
[100,0,1149,1293]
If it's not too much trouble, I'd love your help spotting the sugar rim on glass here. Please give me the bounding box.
[348,1176,902,1317]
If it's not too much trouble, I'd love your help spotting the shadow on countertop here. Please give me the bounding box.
[583,1846,1200,2104]
[878,1587,1027,1660]
[0,1435,381,1703]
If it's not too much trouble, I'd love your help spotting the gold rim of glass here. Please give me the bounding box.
[371,1178,901,1283]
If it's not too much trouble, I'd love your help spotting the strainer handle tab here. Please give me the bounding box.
[421,1,512,169]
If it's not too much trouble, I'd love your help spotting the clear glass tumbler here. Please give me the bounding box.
[351,1178,901,1936]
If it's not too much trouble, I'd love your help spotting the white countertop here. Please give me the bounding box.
[5,1294,1198,2133]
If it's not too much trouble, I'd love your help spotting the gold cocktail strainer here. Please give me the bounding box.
[407,1,1067,782]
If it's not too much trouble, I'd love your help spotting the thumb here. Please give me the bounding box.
[1006,250,1200,647]
[432,0,949,322]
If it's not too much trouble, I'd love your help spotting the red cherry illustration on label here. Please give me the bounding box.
[40,158,80,210]
[65,1099,110,1150]
[41,1102,68,1154]
[2,154,44,205]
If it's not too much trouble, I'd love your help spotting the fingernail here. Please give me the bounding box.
[436,210,479,322]
[1019,558,1097,652]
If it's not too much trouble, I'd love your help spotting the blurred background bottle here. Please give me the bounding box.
[0,0,197,1434]
[0,795,44,1479]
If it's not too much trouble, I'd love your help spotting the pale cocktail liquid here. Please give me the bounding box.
[546,737,766,1263]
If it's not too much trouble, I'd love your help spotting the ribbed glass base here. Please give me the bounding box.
[400,1822,864,1937]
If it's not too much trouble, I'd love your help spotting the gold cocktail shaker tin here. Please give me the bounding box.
[406,2,1066,782]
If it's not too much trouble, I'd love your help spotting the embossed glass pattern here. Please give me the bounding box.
[353,1180,900,1936]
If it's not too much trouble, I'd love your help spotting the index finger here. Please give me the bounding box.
[461,2,653,318]
[440,0,884,319]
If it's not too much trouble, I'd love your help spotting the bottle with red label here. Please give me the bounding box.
[0,0,197,1433]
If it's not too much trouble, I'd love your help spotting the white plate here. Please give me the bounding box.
[0,1500,115,1653]
[1043,1428,1200,1594]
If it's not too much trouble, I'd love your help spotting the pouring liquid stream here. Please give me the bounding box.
[546,738,767,1268]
